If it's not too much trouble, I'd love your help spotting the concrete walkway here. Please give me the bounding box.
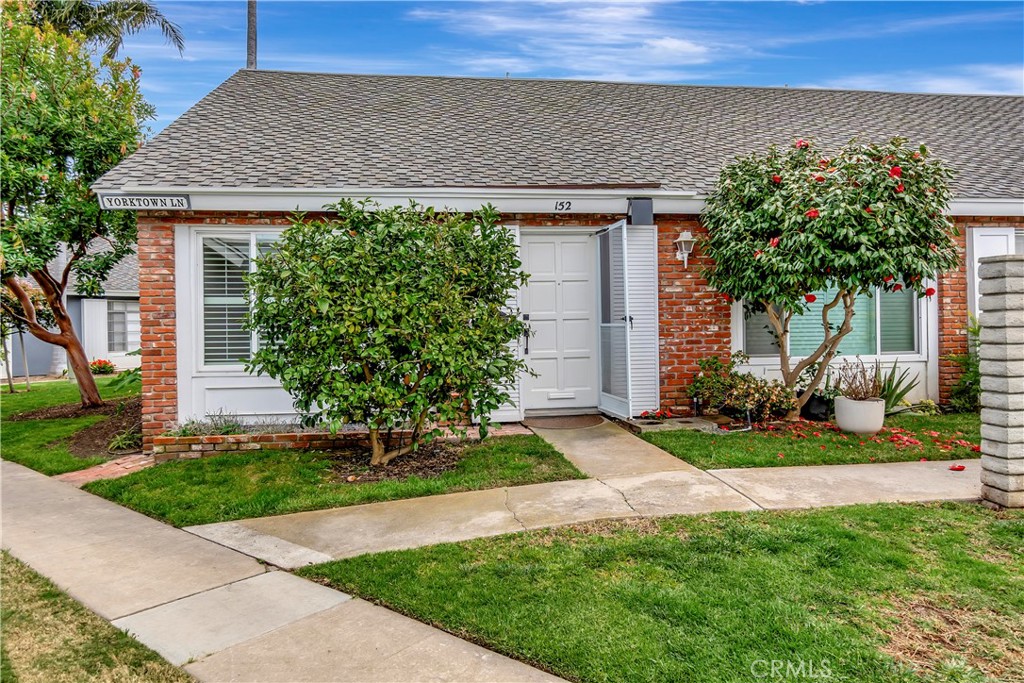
[187,418,981,568]
[1,460,561,682]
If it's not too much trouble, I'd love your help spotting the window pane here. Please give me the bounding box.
[744,309,780,356]
[203,237,251,364]
[880,288,916,353]
[107,302,127,353]
[790,288,876,357]
[1015,229,1024,254]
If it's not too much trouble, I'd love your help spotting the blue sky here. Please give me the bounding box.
[123,1,1024,131]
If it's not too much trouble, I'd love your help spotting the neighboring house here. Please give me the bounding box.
[90,70,1024,449]
[2,253,141,378]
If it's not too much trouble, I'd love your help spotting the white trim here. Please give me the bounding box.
[99,185,1020,217]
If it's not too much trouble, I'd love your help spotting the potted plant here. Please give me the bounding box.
[834,359,884,435]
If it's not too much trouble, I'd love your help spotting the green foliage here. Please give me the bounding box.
[30,0,185,59]
[165,410,244,437]
[702,137,958,311]
[878,361,920,415]
[108,428,141,451]
[701,137,959,409]
[246,201,528,462]
[0,284,55,337]
[687,352,794,422]
[946,315,981,414]
[1,4,152,296]
[89,358,116,375]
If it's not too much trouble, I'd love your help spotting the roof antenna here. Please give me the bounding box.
[246,0,257,69]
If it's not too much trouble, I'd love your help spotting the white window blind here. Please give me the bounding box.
[202,236,251,365]
[200,233,281,366]
[107,300,140,353]
[744,288,917,357]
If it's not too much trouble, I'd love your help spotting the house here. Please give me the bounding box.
[2,253,141,379]
[90,70,1024,450]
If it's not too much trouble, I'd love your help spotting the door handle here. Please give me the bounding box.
[620,315,634,331]
[523,314,530,355]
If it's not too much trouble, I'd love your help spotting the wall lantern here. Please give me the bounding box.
[674,230,696,268]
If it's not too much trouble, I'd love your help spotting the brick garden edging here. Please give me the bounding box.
[150,424,534,463]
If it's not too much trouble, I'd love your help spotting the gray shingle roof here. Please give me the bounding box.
[95,69,1024,198]
[64,250,138,297]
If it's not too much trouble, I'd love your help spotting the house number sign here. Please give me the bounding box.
[553,200,573,211]
[99,194,191,210]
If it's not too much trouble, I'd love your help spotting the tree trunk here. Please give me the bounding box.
[18,330,31,390]
[369,428,385,465]
[2,336,14,394]
[4,275,103,407]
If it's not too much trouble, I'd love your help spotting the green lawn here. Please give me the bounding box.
[644,413,982,470]
[1,551,191,683]
[85,435,585,526]
[302,503,1024,683]
[0,378,138,475]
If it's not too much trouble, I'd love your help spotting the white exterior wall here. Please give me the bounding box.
[81,298,142,371]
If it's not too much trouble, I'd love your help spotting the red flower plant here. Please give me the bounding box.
[865,207,872,213]
[814,175,826,182]
[804,294,817,303]
[755,249,764,258]
[772,175,782,183]
[895,183,905,193]
[769,237,780,248]
[889,166,902,178]
[805,208,819,218]
[925,287,936,297]
[883,275,893,282]
[795,139,810,149]
[893,283,903,292]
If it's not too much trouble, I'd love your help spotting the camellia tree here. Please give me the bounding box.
[701,137,959,420]
[1,2,153,407]
[247,201,529,466]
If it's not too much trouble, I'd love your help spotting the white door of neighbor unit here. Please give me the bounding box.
[598,220,632,418]
[520,233,599,411]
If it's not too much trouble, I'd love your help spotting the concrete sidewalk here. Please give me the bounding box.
[188,457,981,569]
[1,460,562,682]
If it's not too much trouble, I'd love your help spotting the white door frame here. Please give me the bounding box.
[596,219,632,418]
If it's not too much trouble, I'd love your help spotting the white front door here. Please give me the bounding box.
[520,233,599,411]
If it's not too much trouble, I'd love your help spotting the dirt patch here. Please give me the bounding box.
[329,441,464,483]
[877,594,1024,680]
[14,397,143,459]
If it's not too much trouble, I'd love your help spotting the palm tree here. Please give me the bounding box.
[32,0,185,58]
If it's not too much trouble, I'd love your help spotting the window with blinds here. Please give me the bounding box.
[202,236,252,365]
[200,233,281,366]
[743,288,918,357]
[107,300,140,353]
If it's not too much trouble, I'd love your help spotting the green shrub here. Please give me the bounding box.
[946,315,981,413]
[688,352,794,422]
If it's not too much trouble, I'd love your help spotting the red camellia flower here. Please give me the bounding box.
[771,174,782,183]
[795,139,810,149]
[895,183,905,193]
[889,166,902,178]
[819,159,829,168]
[805,208,819,218]
[893,283,903,291]
[754,249,764,258]
[884,275,893,282]
[814,175,826,182]
[925,287,936,297]
[769,237,780,248]
[804,294,817,303]
[865,206,872,213]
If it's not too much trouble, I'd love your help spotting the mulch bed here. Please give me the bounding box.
[330,441,464,483]
[12,397,143,459]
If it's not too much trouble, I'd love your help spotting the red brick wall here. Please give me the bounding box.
[135,210,1020,450]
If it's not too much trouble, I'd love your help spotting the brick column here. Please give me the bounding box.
[978,254,1024,508]
[137,213,178,452]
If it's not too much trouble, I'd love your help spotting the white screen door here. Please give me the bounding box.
[598,220,632,418]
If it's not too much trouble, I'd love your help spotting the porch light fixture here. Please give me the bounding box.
[674,230,695,268]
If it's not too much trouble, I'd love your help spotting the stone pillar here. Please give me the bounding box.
[978,254,1024,508]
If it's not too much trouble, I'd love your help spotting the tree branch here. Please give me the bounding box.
[2,278,65,346]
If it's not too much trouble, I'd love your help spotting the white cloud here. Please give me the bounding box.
[806,64,1024,96]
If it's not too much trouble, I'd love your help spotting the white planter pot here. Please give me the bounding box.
[834,396,885,435]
